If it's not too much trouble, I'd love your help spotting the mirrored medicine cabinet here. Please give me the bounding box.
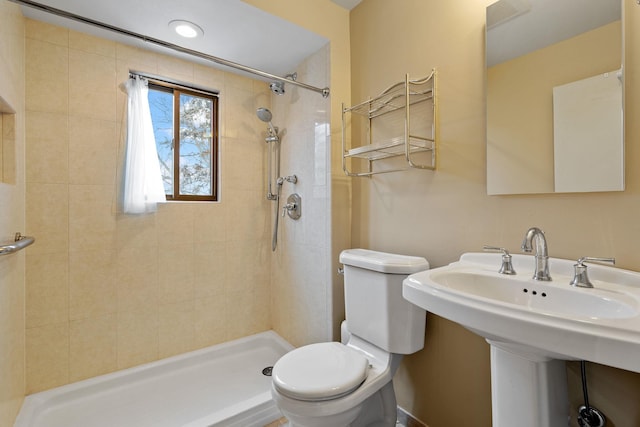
[486,0,624,195]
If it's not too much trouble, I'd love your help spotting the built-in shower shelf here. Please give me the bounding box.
[341,70,437,176]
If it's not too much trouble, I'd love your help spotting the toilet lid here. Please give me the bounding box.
[272,342,369,401]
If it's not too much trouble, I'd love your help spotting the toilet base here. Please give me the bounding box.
[279,381,398,427]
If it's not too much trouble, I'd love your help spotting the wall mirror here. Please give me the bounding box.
[486,0,624,195]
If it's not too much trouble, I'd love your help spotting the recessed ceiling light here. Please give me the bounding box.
[169,20,204,38]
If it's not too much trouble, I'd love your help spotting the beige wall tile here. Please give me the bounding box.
[69,250,117,320]
[26,252,69,329]
[2,120,16,185]
[25,111,68,184]
[225,290,255,340]
[194,296,227,348]
[193,64,225,93]
[158,301,195,358]
[25,19,68,46]
[0,115,4,181]
[117,309,159,369]
[25,110,68,141]
[251,285,271,335]
[0,5,27,418]
[69,30,116,57]
[25,135,68,184]
[26,323,69,394]
[224,136,265,192]
[116,245,159,313]
[69,314,117,382]
[156,202,194,246]
[223,190,269,242]
[116,212,157,249]
[192,202,226,243]
[26,77,69,116]
[193,242,226,299]
[225,73,255,92]
[224,239,269,293]
[223,85,259,140]
[69,185,117,251]
[0,245,25,419]
[24,38,69,116]
[25,183,69,256]
[156,55,194,83]
[68,50,116,122]
[158,242,194,304]
[68,118,117,185]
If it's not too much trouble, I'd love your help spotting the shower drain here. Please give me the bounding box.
[262,366,273,376]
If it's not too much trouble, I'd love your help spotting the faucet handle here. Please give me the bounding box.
[483,246,517,275]
[570,257,616,288]
[576,256,615,266]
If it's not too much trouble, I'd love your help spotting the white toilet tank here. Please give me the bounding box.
[339,249,429,355]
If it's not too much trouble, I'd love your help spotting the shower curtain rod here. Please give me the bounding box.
[9,0,330,98]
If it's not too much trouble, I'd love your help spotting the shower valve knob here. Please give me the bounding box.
[282,193,301,220]
[282,203,296,217]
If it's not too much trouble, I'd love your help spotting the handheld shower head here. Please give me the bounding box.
[256,107,272,123]
[256,107,278,136]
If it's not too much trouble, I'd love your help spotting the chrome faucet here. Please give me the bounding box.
[521,227,552,281]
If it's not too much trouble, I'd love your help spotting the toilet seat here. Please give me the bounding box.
[272,342,369,401]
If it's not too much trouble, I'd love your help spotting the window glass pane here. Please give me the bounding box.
[179,92,213,196]
[148,88,174,195]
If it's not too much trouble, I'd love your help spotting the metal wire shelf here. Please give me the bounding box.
[341,70,437,177]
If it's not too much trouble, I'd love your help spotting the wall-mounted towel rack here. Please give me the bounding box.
[341,70,437,176]
[0,232,35,256]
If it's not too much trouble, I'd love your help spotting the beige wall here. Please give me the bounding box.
[0,2,26,425]
[350,0,640,426]
[487,21,621,194]
[23,19,275,393]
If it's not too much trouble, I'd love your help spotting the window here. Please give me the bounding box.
[147,80,218,201]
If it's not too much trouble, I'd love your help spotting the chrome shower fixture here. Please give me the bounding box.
[269,72,298,95]
[256,107,278,137]
[256,106,282,250]
[270,81,285,95]
[277,175,298,185]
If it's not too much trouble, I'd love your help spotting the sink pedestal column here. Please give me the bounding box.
[489,341,569,427]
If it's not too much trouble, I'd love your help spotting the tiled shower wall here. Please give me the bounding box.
[270,45,332,347]
[24,19,274,393]
[0,2,26,424]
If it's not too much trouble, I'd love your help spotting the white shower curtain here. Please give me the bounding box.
[123,76,166,214]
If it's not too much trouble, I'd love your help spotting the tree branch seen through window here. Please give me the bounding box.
[148,81,218,201]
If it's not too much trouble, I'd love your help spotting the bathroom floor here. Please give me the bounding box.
[262,418,410,427]
[263,417,288,426]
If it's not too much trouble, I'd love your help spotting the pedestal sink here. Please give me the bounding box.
[403,253,640,427]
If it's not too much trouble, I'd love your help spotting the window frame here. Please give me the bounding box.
[147,79,219,202]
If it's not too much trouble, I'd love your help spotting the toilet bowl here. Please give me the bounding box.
[271,249,429,427]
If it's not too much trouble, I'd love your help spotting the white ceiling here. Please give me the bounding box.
[18,0,329,79]
[487,0,621,66]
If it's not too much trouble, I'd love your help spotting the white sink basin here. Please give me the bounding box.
[403,252,640,372]
[403,252,640,427]
[429,270,638,320]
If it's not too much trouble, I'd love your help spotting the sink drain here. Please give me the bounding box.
[262,366,273,376]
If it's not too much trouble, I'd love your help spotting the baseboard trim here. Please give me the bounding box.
[397,406,428,427]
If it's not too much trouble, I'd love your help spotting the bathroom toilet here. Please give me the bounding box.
[271,249,429,427]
